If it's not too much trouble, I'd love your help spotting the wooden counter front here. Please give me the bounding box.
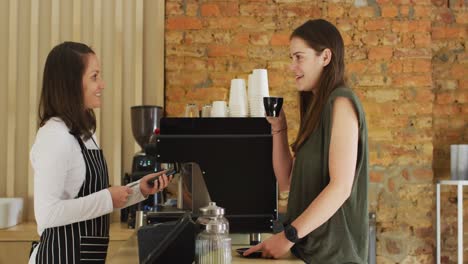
[108,233,303,264]
[0,222,134,263]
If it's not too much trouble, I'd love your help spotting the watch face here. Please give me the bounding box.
[285,225,298,242]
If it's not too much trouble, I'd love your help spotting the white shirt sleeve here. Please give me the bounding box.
[31,120,113,234]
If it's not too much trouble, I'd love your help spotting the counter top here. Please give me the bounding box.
[108,233,302,264]
[0,222,134,242]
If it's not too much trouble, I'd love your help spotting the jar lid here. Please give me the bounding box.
[199,202,225,216]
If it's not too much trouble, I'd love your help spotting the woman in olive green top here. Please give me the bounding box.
[245,19,368,263]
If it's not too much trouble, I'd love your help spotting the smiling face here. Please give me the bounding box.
[82,54,105,109]
[289,37,328,93]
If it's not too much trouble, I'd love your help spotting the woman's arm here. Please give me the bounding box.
[291,97,358,238]
[267,110,293,191]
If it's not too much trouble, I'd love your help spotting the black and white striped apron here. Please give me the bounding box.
[35,135,110,264]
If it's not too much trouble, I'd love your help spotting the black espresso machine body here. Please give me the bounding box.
[145,117,278,233]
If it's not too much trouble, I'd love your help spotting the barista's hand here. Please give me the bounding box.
[266,109,287,132]
[243,231,293,259]
[108,186,133,208]
[139,170,173,196]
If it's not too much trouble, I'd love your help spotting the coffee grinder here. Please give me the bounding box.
[122,105,163,227]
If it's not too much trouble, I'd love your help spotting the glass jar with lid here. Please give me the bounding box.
[196,202,229,234]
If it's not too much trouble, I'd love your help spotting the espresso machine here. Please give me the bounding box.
[144,117,278,236]
[122,105,164,227]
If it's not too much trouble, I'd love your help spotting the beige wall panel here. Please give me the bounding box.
[112,0,123,190]
[93,0,103,141]
[122,0,136,175]
[0,0,9,197]
[15,0,31,208]
[7,0,18,198]
[28,0,40,221]
[143,0,164,107]
[100,0,115,189]
[59,0,72,41]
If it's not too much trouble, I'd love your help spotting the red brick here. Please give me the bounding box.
[388,61,403,73]
[432,27,464,40]
[451,64,468,79]
[460,79,468,90]
[393,75,432,87]
[362,33,380,46]
[394,48,432,59]
[370,171,384,183]
[456,12,468,23]
[413,59,432,73]
[278,6,321,18]
[382,5,399,18]
[365,19,391,31]
[166,17,203,30]
[205,17,240,29]
[232,33,250,45]
[166,2,184,16]
[432,0,447,7]
[399,5,411,17]
[200,4,220,16]
[271,33,290,46]
[413,6,432,18]
[240,3,276,17]
[201,3,239,17]
[184,58,208,71]
[166,87,186,101]
[383,33,399,46]
[411,168,434,181]
[349,7,375,18]
[368,47,393,60]
[392,21,431,33]
[403,87,434,103]
[207,45,247,57]
[186,87,228,101]
[250,33,271,46]
[186,3,198,17]
[165,102,187,117]
[435,8,455,24]
[327,4,345,18]
[414,33,432,47]
[347,61,368,74]
[436,92,457,104]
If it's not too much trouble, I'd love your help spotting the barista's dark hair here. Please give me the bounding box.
[290,19,346,153]
[39,41,96,140]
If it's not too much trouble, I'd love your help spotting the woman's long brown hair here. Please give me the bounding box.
[39,41,96,140]
[291,19,346,153]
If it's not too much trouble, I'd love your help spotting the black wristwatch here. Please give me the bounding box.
[284,224,300,243]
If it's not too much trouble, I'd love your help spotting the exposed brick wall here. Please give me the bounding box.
[164,0,467,263]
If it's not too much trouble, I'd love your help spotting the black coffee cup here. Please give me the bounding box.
[263,97,283,117]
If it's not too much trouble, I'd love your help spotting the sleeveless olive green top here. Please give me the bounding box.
[286,87,368,264]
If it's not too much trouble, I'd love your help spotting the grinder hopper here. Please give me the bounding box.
[131,105,163,151]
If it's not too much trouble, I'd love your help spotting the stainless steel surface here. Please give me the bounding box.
[368,212,376,264]
[200,202,225,217]
[436,180,468,264]
[135,211,146,229]
[249,233,261,245]
[131,105,163,150]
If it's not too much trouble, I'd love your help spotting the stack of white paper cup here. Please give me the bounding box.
[451,144,468,180]
[248,69,270,117]
[211,101,228,117]
[228,79,248,117]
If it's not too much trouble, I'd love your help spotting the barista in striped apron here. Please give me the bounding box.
[29,42,172,264]
[35,134,111,263]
